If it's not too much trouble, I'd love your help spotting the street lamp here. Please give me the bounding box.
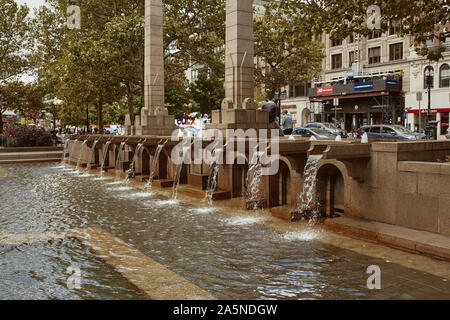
[425,68,433,138]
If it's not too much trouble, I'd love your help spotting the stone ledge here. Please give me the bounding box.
[398,161,450,175]
[325,216,450,261]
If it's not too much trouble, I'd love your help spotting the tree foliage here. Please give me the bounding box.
[304,0,449,61]
[254,0,325,99]
[0,0,31,82]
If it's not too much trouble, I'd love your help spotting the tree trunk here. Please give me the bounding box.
[126,81,135,126]
[0,113,3,135]
[98,94,104,134]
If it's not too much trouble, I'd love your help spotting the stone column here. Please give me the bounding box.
[209,0,271,130]
[144,0,164,114]
[124,0,177,136]
[224,0,255,109]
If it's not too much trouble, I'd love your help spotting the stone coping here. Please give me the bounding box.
[398,161,450,176]
[372,140,450,153]
[325,216,450,262]
[0,227,214,300]
[0,146,63,153]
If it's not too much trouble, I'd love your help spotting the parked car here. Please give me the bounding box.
[357,125,427,140]
[178,126,199,137]
[305,122,348,138]
[446,127,450,140]
[292,127,336,139]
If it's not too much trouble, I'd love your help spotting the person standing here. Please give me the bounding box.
[281,110,293,135]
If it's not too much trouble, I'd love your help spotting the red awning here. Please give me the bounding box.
[407,108,450,114]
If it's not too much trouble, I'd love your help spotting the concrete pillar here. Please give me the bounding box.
[224,0,255,109]
[144,0,165,114]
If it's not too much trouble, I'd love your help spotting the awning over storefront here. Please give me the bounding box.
[407,108,450,114]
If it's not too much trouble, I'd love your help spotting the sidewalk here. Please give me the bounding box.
[325,216,450,261]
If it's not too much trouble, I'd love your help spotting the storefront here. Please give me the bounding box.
[308,79,404,132]
[407,108,450,137]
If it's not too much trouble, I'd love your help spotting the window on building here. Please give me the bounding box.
[440,64,450,88]
[331,38,343,47]
[289,84,294,98]
[294,83,311,97]
[426,38,435,49]
[389,19,402,36]
[368,30,382,40]
[424,66,434,89]
[443,36,450,52]
[349,51,356,67]
[348,34,355,43]
[331,53,342,69]
[368,47,381,64]
[389,43,403,61]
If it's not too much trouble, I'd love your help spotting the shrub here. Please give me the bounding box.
[4,125,53,147]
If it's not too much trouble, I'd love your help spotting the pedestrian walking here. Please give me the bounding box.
[281,110,293,136]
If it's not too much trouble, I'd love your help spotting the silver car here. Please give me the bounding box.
[305,122,348,138]
[292,127,336,139]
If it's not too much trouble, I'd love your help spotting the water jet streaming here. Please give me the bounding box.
[100,141,111,177]
[115,142,125,178]
[76,141,87,171]
[126,144,143,183]
[293,155,322,223]
[145,144,165,189]
[172,146,190,199]
[86,140,99,171]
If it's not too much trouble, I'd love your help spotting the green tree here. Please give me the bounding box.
[188,75,224,116]
[0,81,25,133]
[305,0,449,61]
[254,0,325,99]
[0,0,31,82]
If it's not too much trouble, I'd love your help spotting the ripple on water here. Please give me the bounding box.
[93,177,110,181]
[106,186,134,192]
[118,192,155,199]
[189,207,216,214]
[282,230,321,242]
[105,181,123,186]
[150,199,180,207]
[222,216,265,226]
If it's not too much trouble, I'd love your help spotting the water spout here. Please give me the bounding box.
[86,140,99,171]
[245,150,265,210]
[115,142,125,178]
[145,143,165,189]
[204,149,221,205]
[172,146,190,200]
[293,155,322,223]
[62,139,69,164]
[126,144,143,183]
[76,141,87,171]
[100,141,111,177]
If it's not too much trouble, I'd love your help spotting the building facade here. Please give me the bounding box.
[282,28,450,138]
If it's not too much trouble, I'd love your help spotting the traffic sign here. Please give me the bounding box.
[333,98,339,106]
[416,92,423,101]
